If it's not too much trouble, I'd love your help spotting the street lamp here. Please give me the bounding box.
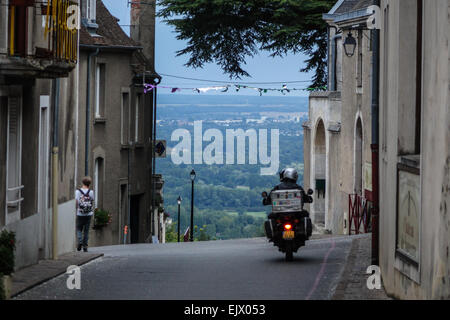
[177,196,182,243]
[343,32,357,57]
[190,169,196,242]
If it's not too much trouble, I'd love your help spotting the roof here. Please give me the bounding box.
[352,0,373,10]
[328,0,372,15]
[334,0,361,14]
[324,0,373,23]
[80,0,139,48]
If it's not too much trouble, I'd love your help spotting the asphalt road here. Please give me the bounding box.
[14,236,353,300]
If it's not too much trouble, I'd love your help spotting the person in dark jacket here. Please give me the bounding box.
[263,168,313,206]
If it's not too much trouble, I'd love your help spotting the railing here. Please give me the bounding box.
[42,0,78,61]
[8,0,78,62]
[7,185,24,207]
[348,193,372,235]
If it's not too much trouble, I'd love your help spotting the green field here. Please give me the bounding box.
[244,211,268,219]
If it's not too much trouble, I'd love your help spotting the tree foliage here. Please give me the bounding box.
[157,0,335,88]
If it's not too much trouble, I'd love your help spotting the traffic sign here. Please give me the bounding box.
[154,140,166,158]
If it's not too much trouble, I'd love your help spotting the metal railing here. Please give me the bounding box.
[348,193,372,235]
[6,184,24,207]
[8,0,78,62]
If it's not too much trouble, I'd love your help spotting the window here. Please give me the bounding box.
[0,0,8,54]
[6,96,23,220]
[86,0,96,22]
[8,0,32,56]
[94,157,104,209]
[121,91,130,146]
[95,63,105,119]
[134,93,143,143]
[397,0,422,156]
[357,30,363,88]
[135,93,140,142]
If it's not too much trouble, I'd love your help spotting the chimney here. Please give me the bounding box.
[130,0,155,71]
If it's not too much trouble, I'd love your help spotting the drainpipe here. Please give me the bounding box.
[370,0,380,266]
[331,34,342,91]
[85,48,100,176]
[52,78,60,260]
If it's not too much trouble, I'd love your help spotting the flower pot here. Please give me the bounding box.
[2,274,12,299]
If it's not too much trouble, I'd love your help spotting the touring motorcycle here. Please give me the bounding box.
[262,188,314,261]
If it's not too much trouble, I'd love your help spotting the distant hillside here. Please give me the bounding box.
[156,94,308,241]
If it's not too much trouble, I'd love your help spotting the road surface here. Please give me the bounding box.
[14,236,353,300]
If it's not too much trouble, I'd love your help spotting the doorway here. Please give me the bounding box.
[354,117,363,195]
[130,195,141,243]
[314,119,326,225]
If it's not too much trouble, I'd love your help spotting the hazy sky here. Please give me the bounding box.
[102,0,314,96]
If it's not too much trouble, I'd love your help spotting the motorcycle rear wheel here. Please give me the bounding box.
[285,243,294,262]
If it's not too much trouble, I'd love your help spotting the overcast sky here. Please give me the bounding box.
[102,0,313,96]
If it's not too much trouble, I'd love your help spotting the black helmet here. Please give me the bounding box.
[282,168,298,182]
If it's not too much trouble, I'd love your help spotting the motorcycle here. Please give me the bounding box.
[262,188,314,261]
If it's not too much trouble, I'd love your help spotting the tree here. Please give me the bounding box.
[165,223,179,242]
[157,0,336,88]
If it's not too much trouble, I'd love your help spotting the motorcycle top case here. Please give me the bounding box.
[270,189,303,213]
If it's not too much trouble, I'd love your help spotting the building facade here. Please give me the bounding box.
[303,0,374,234]
[0,0,79,269]
[77,0,162,246]
[378,0,450,299]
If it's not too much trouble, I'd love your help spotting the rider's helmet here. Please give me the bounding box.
[282,168,298,183]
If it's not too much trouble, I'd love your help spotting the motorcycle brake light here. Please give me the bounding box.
[284,224,292,231]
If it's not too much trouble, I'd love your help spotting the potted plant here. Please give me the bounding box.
[93,208,112,230]
[0,230,16,300]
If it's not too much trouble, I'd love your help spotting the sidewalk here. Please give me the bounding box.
[332,233,392,300]
[10,252,103,298]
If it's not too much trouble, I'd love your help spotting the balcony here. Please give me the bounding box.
[0,0,78,78]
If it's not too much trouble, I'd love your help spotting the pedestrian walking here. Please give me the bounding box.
[75,176,95,252]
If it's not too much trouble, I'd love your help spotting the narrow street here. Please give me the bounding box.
[14,237,353,300]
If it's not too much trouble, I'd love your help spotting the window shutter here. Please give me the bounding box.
[6,96,22,215]
[7,96,21,190]
[0,2,7,54]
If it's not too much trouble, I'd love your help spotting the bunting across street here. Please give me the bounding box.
[143,83,327,96]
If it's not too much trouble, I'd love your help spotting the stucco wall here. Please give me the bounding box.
[379,0,450,299]
[306,92,342,230]
[77,49,153,246]
[338,27,373,199]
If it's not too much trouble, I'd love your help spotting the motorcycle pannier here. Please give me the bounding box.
[270,189,303,213]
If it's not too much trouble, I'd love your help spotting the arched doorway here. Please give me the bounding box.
[314,119,326,225]
[354,117,363,195]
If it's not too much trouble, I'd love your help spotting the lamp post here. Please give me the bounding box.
[177,196,182,243]
[190,169,196,242]
[343,32,357,57]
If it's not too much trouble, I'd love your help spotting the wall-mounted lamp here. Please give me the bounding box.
[343,32,357,57]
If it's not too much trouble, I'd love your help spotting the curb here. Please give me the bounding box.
[10,253,103,298]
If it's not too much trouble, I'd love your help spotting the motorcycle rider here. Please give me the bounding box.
[262,167,314,253]
[263,168,313,209]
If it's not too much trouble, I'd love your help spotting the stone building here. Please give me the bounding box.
[378,0,450,299]
[0,0,79,269]
[303,0,374,234]
[77,0,162,246]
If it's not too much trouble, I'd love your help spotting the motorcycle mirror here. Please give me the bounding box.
[262,191,268,198]
[307,189,314,195]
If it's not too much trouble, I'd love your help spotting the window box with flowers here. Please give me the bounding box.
[93,208,112,230]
